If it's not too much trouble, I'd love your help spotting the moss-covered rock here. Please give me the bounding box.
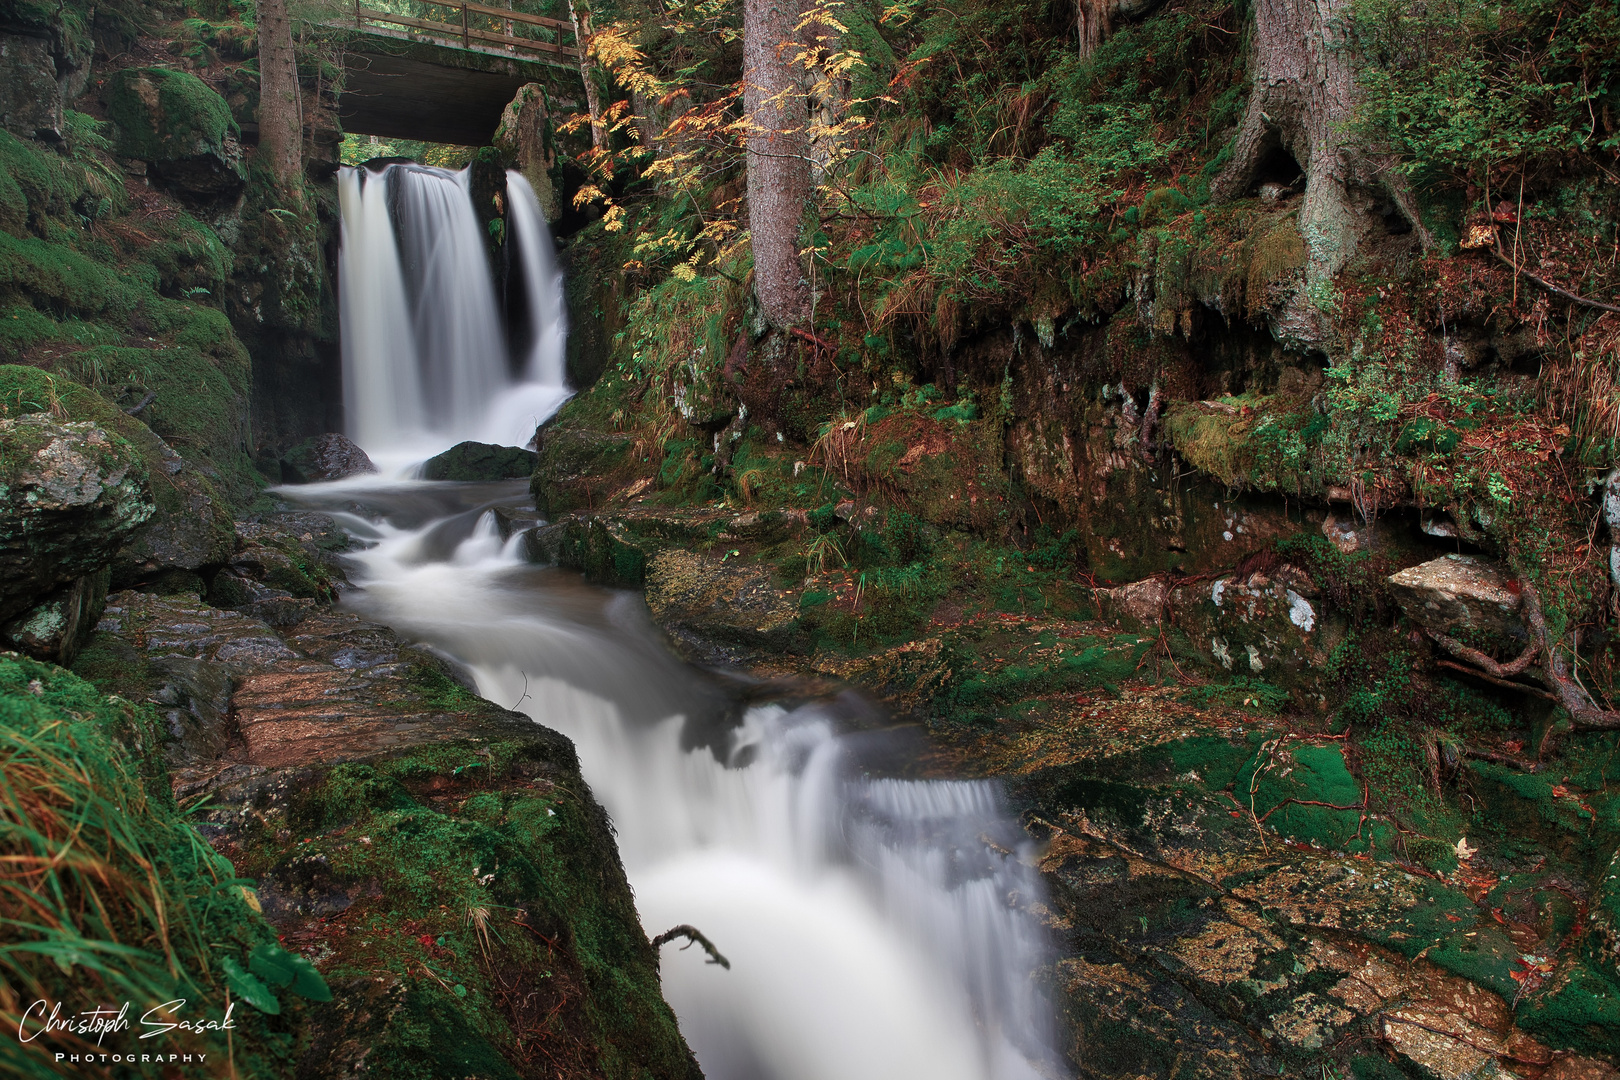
[0,413,151,624]
[0,366,237,581]
[104,66,244,200]
[422,439,536,482]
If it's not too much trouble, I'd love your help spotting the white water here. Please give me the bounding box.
[338,163,570,466]
[325,175,1058,1078]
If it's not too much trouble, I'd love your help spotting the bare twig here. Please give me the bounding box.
[1492,240,1620,314]
[651,924,730,969]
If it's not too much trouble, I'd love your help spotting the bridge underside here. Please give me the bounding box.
[340,37,574,146]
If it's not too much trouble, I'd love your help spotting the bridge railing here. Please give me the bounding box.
[349,0,580,61]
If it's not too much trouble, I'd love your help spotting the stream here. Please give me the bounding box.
[299,163,1058,1080]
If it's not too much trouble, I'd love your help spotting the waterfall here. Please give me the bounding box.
[337,163,570,462]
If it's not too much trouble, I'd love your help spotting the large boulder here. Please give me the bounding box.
[1387,554,1524,639]
[0,416,152,627]
[422,440,536,482]
[278,433,376,484]
[104,67,244,200]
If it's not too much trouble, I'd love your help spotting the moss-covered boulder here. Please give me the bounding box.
[0,414,152,625]
[0,366,236,581]
[423,439,537,482]
[104,67,244,200]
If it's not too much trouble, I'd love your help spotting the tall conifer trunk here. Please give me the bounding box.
[743,0,812,329]
[257,0,302,183]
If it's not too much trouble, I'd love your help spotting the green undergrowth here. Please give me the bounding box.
[0,653,304,1076]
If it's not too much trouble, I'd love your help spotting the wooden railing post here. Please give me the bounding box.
[461,2,469,47]
[354,0,360,29]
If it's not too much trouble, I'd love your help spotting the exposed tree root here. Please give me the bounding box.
[1427,581,1620,732]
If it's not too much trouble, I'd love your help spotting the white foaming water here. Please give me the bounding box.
[292,493,1057,1080]
[338,164,571,463]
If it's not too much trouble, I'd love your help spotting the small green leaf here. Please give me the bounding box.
[249,942,333,1002]
[453,984,468,998]
[220,957,280,1015]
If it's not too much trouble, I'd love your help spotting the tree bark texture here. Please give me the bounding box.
[1211,0,1428,282]
[743,0,813,329]
[256,0,302,184]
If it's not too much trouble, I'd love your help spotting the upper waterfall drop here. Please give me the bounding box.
[337,162,570,463]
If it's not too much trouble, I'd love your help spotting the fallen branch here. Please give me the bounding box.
[1458,745,1544,773]
[1492,241,1620,314]
[652,924,730,969]
[123,390,157,416]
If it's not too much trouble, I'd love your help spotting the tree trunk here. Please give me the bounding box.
[256,0,302,184]
[567,0,607,151]
[1210,0,1429,282]
[743,0,812,329]
[1076,0,1165,61]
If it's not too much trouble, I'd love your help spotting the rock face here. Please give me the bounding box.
[494,82,559,221]
[422,440,537,481]
[278,433,377,483]
[1388,554,1524,638]
[0,416,153,626]
[2,565,110,665]
[0,32,66,138]
[104,67,244,201]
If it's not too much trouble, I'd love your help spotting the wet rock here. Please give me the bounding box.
[149,654,234,767]
[0,416,153,624]
[278,433,377,484]
[104,67,244,201]
[2,566,110,665]
[114,445,235,580]
[522,505,729,587]
[492,503,542,540]
[532,422,634,514]
[1388,554,1525,639]
[422,440,537,482]
[1169,563,1336,696]
[645,548,803,664]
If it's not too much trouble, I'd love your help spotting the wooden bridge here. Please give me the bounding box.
[335,1,582,146]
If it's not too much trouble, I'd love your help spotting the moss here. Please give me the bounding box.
[1242,742,1396,854]
[1515,962,1620,1058]
[228,734,698,1079]
[105,67,240,163]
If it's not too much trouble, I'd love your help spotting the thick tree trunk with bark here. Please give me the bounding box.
[256,0,302,183]
[1211,0,1428,282]
[743,0,812,329]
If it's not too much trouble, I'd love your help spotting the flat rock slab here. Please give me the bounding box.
[1388,553,1525,639]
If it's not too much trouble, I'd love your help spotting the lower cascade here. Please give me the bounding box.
[318,160,1057,1078]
